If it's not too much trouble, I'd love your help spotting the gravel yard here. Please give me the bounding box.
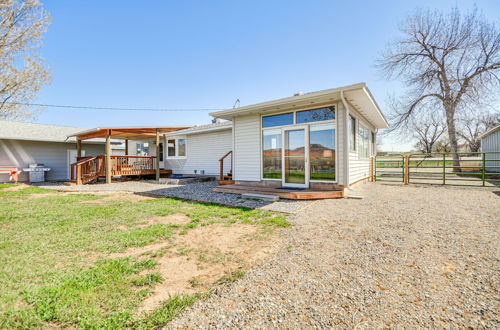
[168,183,500,328]
[37,181,311,214]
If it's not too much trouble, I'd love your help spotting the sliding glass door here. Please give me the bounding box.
[283,127,308,187]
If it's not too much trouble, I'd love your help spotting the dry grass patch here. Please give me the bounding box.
[138,223,282,313]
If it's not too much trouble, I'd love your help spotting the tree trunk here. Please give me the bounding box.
[444,104,461,172]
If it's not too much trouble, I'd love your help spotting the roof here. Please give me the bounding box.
[479,124,500,139]
[0,120,119,145]
[69,126,192,140]
[210,83,389,129]
[166,121,232,136]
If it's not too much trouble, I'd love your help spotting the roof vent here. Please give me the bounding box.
[293,91,304,96]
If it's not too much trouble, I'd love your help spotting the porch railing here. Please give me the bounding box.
[70,155,157,184]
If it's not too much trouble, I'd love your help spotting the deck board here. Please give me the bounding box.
[213,184,343,200]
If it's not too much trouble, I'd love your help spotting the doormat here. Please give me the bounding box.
[279,187,306,191]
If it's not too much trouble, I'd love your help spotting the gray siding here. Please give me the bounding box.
[165,129,232,176]
[0,139,106,182]
[481,129,500,172]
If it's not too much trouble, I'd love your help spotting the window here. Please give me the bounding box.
[296,107,335,124]
[159,142,163,161]
[310,123,336,181]
[359,126,369,158]
[262,129,282,179]
[262,113,294,128]
[371,131,376,156]
[349,115,356,151]
[137,142,149,156]
[167,137,186,158]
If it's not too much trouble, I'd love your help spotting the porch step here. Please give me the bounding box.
[241,193,280,202]
[65,181,77,186]
[218,179,235,185]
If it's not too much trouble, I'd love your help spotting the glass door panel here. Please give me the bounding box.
[284,128,306,186]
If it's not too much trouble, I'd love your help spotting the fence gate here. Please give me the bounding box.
[374,152,500,187]
[374,154,405,183]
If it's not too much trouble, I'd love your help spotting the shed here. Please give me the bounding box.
[480,124,500,172]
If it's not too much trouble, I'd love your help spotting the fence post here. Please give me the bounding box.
[482,152,486,187]
[443,153,446,185]
[404,155,409,184]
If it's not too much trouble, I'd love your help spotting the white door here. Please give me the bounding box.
[282,126,309,188]
[67,149,85,179]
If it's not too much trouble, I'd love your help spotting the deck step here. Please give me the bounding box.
[241,193,280,202]
[218,180,235,185]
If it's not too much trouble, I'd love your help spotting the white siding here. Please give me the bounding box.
[0,139,105,182]
[233,114,261,181]
[481,129,500,172]
[348,107,375,185]
[165,129,232,176]
[336,102,346,186]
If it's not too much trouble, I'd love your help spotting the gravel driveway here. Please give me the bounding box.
[168,183,500,328]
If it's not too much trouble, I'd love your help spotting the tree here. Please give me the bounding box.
[457,110,499,152]
[434,138,452,153]
[411,113,447,153]
[0,0,50,120]
[379,7,500,170]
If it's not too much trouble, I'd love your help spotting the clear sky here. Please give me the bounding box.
[33,0,500,151]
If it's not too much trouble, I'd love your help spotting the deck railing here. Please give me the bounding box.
[219,151,233,184]
[71,155,157,184]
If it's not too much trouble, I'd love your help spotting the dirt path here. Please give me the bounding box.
[168,183,500,328]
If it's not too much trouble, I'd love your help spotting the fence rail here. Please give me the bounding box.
[375,152,500,187]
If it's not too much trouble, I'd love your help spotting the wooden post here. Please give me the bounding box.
[125,139,128,156]
[404,155,409,184]
[105,134,112,184]
[369,157,375,182]
[77,140,82,158]
[155,129,160,181]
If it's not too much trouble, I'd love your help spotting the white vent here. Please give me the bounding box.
[293,91,304,96]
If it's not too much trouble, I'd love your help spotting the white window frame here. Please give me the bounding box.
[260,105,337,184]
[166,136,187,159]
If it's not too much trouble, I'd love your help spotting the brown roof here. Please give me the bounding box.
[70,126,191,140]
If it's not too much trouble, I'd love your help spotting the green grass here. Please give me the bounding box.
[0,185,290,328]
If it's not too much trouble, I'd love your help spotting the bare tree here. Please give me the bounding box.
[411,113,447,153]
[0,0,50,120]
[434,138,452,153]
[379,7,500,169]
[457,110,499,152]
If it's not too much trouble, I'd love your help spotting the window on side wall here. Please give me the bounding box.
[359,126,369,158]
[167,137,186,159]
[349,115,356,151]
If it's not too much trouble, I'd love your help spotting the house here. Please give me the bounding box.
[155,82,387,197]
[68,83,388,198]
[0,120,124,182]
[208,82,389,193]
[480,124,500,172]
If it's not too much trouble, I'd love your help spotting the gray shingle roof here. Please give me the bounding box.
[166,121,232,136]
[0,120,122,146]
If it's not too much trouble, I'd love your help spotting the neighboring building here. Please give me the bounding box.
[0,120,124,182]
[480,124,500,172]
[165,83,388,190]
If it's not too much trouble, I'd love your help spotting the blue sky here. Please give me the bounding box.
[35,0,500,151]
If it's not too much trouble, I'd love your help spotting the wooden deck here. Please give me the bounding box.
[213,184,344,200]
[70,155,171,185]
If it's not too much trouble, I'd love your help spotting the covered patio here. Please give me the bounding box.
[69,126,190,184]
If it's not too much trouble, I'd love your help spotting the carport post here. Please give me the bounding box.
[105,133,112,184]
[155,129,160,181]
[77,140,82,158]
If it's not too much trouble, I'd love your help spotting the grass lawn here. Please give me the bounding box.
[0,184,289,329]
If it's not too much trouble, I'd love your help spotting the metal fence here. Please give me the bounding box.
[374,152,500,187]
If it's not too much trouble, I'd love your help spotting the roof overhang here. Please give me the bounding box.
[166,123,232,136]
[68,126,191,141]
[479,124,500,139]
[210,83,389,129]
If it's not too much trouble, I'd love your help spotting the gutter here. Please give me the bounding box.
[340,90,350,187]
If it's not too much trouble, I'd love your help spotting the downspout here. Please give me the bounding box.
[340,90,350,188]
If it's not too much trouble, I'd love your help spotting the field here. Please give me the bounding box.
[0,184,289,328]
